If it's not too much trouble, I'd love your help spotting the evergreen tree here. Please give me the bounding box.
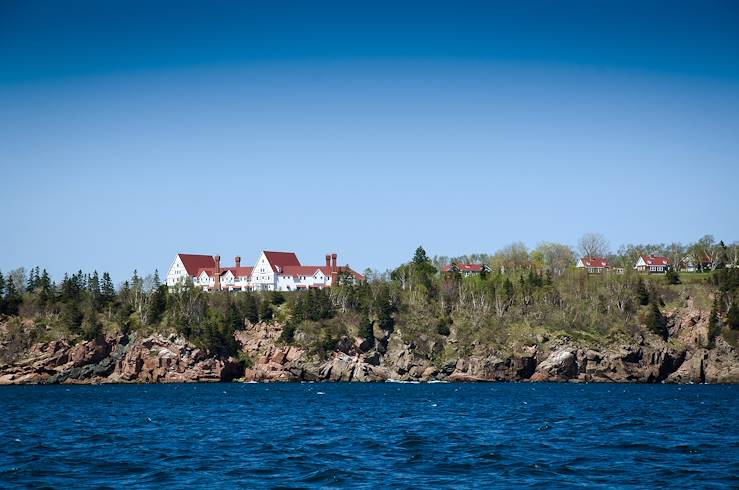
[81,307,103,340]
[259,300,273,321]
[0,271,5,314]
[644,302,667,339]
[359,316,374,339]
[636,278,650,306]
[727,301,739,331]
[242,294,259,324]
[147,284,167,325]
[665,269,681,285]
[61,301,84,335]
[89,271,101,307]
[116,302,135,336]
[100,272,115,305]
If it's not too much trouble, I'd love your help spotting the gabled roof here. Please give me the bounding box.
[639,255,671,266]
[263,251,301,272]
[579,257,609,268]
[442,263,487,273]
[196,266,254,279]
[178,254,216,276]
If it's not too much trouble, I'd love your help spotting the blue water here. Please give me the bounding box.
[1,383,737,488]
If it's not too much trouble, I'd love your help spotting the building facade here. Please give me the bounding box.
[576,257,609,273]
[634,255,671,273]
[166,251,363,292]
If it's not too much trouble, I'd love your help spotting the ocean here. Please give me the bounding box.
[1,383,737,488]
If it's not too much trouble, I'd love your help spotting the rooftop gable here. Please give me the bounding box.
[178,254,216,276]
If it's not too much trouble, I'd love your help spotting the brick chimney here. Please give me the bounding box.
[325,254,331,269]
[214,255,221,290]
[235,256,241,268]
[331,253,338,286]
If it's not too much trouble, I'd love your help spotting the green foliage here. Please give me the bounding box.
[641,302,667,340]
[636,278,650,306]
[665,269,681,285]
[358,316,374,339]
[81,307,103,340]
[727,302,739,331]
[708,298,721,347]
[259,301,273,321]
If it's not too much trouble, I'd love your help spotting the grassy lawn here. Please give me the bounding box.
[676,271,714,284]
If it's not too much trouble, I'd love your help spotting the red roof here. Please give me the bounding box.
[178,254,216,276]
[640,255,671,266]
[196,266,254,278]
[442,263,485,273]
[580,257,609,268]
[263,251,301,272]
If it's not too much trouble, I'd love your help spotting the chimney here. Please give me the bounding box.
[214,255,221,290]
[235,256,241,268]
[326,254,331,269]
[331,253,337,272]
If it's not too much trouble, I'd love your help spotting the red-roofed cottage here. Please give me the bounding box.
[634,255,671,274]
[576,257,609,274]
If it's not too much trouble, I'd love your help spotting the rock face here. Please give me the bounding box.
[1,301,738,384]
[0,333,244,385]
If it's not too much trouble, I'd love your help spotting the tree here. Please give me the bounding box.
[0,271,5,314]
[81,307,103,340]
[636,278,650,306]
[242,294,259,324]
[578,233,609,259]
[534,242,575,276]
[665,269,681,285]
[359,316,374,340]
[259,300,273,321]
[708,298,721,347]
[727,301,739,331]
[100,272,116,305]
[643,302,667,339]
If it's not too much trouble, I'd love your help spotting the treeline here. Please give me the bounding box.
[1,244,739,362]
[427,233,739,276]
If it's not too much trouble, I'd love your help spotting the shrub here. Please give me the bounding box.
[665,270,681,285]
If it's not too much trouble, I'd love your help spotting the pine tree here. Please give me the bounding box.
[259,300,273,321]
[0,271,5,314]
[147,285,167,325]
[243,294,259,324]
[359,316,374,339]
[100,272,115,305]
[636,278,650,306]
[89,271,101,307]
[727,301,739,331]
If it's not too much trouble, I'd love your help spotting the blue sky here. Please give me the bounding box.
[1,1,738,282]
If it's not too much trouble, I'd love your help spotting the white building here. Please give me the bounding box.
[166,251,363,292]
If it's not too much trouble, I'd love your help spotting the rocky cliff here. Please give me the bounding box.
[1,300,738,384]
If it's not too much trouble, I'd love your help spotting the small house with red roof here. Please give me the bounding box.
[634,255,671,273]
[442,263,491,277]
[576,257,609,274]
[167,251,363,292]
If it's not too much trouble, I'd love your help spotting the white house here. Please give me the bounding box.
[576,257,609,274]
[441,263,491,277]
[166,251,363,292]
[634,255,671,273]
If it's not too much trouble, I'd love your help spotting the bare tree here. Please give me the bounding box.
[578,233,609,258]
[534,242,575,275]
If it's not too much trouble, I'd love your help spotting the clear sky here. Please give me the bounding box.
[1,1,738,282]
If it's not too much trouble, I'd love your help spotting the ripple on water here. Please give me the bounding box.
[0,383,737,488]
